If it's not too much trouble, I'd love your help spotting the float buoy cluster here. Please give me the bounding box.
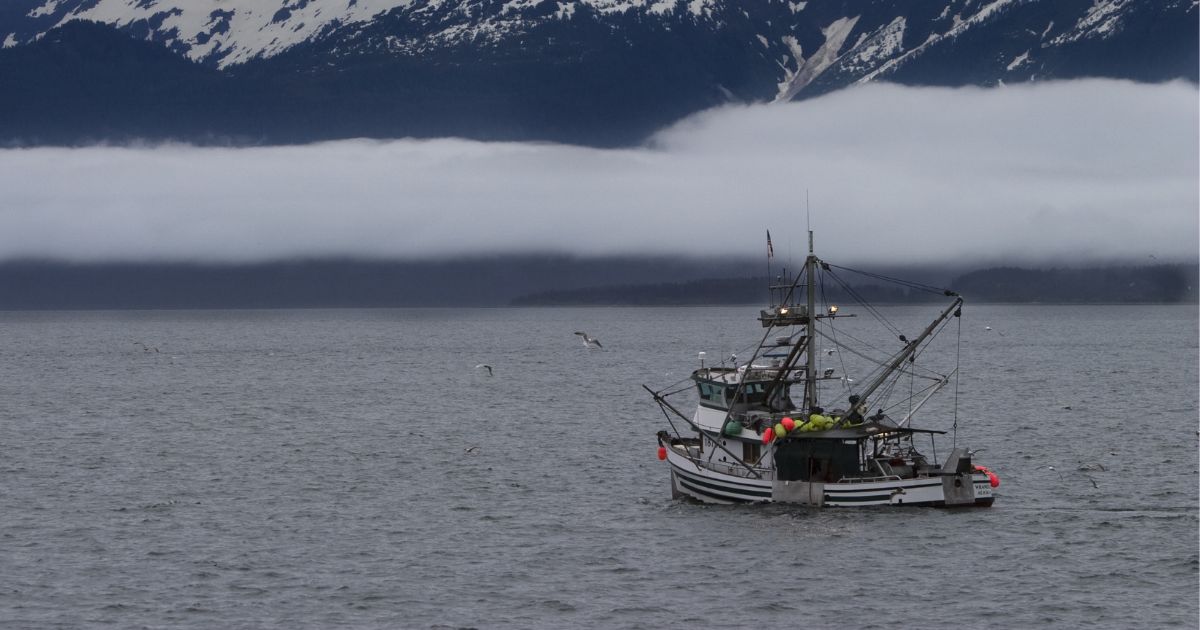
[762,413,839,443]
[800,413,836,432]
[974,464,1000,488]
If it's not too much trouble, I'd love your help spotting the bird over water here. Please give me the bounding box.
[574,331,602,348]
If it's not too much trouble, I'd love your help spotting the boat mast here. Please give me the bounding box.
[804,230,817,412]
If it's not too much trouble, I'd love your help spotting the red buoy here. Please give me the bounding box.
[657,446,667,461]
[988,472,1000,488]
[781,417,796,432]
[762,427,774,444]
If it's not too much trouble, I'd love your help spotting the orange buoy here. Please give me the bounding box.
[762,427,774,444]
[974,464,1000,487]
[781,417,795,432]
[657,446,667,461]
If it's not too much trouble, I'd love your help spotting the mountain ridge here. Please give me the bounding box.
[0,258,1194,309]
[1,0,1194,146]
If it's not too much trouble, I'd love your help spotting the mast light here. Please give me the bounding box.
[829,305,839,315]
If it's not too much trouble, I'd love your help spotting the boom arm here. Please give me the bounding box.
[849,296,962,411]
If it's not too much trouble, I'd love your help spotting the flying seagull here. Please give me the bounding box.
[133,342,159,353]
[1036,465,1064,481]
[574,331,602,349]
[474,364,493,376]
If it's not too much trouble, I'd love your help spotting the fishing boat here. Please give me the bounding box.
[649,232,998,507]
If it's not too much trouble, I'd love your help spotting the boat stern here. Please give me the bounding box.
[942,447,997,507]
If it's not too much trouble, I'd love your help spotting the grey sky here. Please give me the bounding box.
[0,79,1195,265]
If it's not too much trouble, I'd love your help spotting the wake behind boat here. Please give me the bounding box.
[649,232,998,507]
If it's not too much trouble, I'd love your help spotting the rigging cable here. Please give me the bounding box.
[655,398,682,438]
[824,263,956,296]
[818,266,855,396]
[952,305,962,449]
[810,327,941,382]
[909,352,915,418]
[824,268,904,338]
[816,266,839,402]
[652,333,776,399]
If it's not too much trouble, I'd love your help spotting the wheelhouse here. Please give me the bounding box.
[694,376,774,409]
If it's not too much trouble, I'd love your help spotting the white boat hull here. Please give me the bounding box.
[664,448,994,507]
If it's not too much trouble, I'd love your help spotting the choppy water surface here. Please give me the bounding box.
[0,304,1196,629]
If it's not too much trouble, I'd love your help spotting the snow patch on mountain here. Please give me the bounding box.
[27,1,64,19]
[945,0,1014,40]
[503,0,544,16]
[1049,0,1130,45]
[775,15,860,101]
[839,16,905,76]
[1006,49,1030,71]
[774,34,804,93]
[647,1,676,16]
[687,0,713,18]
[855,0,1014,84]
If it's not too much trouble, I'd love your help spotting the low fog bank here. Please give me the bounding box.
[0,79,1195,267]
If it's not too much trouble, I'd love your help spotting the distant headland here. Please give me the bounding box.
[0,258,1193,309]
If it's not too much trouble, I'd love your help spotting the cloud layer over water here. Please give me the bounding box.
[0,79,1195,264]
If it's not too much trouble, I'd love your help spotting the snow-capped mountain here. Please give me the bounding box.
[9,1,741,69]
[0,0,1195,145]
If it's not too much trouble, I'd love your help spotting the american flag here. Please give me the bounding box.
[766,230,774,258]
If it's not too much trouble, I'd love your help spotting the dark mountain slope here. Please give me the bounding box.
[0,21,229,145]
[0,1,1194,146]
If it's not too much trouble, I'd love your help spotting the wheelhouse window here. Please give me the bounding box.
[698,381,770,405]
[737,382,768,404]
[697,382,724,403]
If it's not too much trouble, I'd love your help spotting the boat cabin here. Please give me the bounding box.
[695,378,772,409]
[774,438,859,482]
[773,421,945,482]
[692,367,796,414]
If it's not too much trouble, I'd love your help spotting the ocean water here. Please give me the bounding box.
[0,304,1196,629]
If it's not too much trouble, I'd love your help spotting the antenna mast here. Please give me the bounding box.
[766,230,774,306]
[804,228,817,412]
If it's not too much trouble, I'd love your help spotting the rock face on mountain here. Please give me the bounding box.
[1,0,1195,146]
